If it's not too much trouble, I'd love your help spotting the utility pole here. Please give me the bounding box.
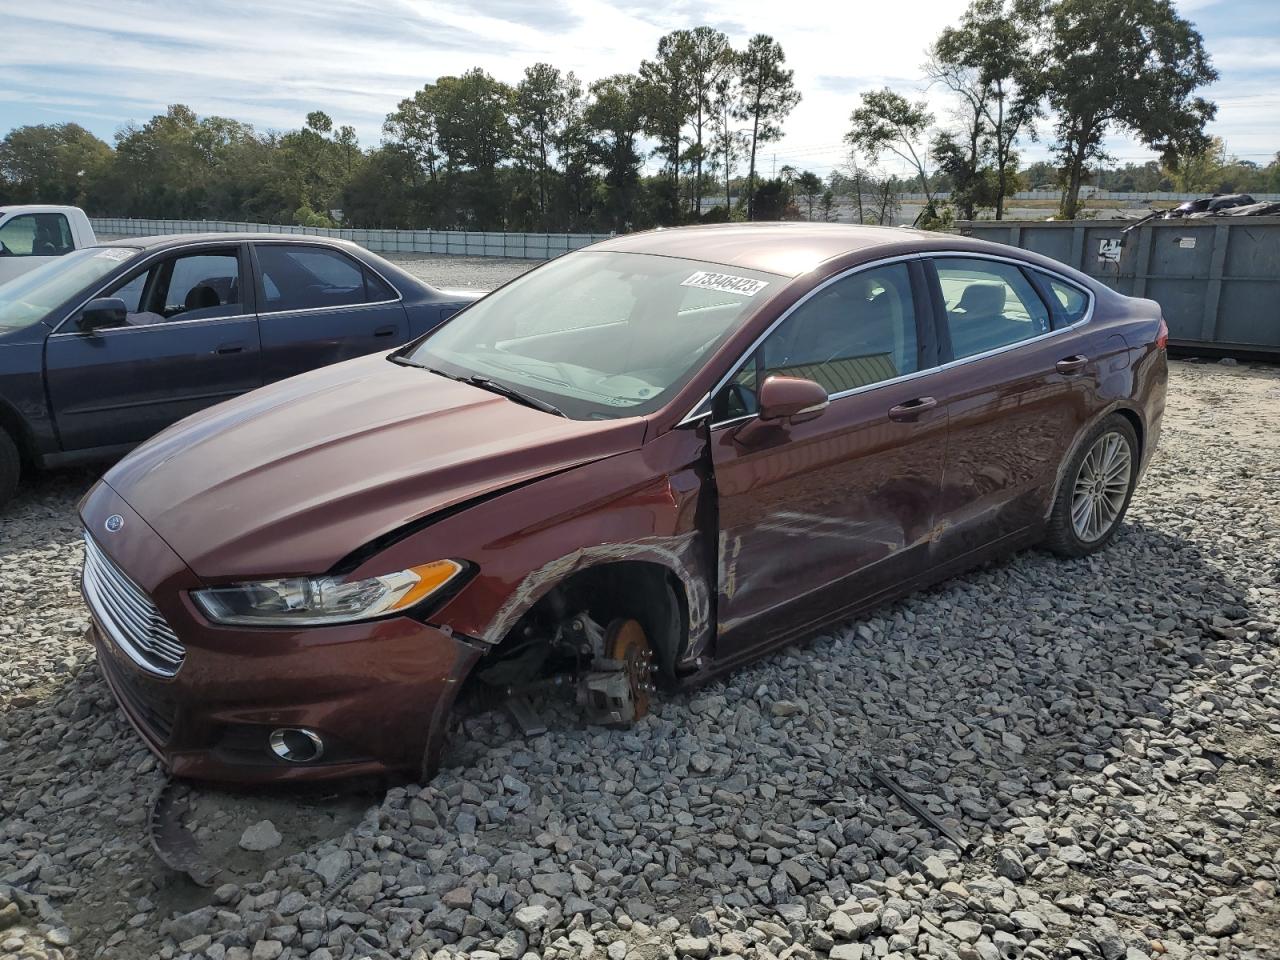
[772,154,776,178]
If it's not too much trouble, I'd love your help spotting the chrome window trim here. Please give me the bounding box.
[50,236,403,333]
[49,312,256,339]
[681,249,1096,430]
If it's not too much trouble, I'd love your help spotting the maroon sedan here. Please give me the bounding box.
[79,224,1167,782]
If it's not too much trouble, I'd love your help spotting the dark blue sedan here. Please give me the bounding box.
[0,234,480,505]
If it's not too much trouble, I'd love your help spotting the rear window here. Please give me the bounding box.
[1038,273,1091,327]
[257,245,388,312]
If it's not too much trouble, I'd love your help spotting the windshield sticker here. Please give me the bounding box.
[94,249,134,262]
[681,271,769,297]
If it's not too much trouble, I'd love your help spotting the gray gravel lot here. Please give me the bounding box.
[387,254,534,290]
[1,358,1278,960]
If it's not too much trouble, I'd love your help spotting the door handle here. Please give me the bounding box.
[215,341,246,355]
[1055,354,1089,375]
[373,325,397,338]
[887,396,937,422]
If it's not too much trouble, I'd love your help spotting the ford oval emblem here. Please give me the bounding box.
[104,514,124,533]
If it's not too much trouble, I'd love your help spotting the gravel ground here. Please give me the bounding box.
[386,254,534,290]
[2,358,1278,960]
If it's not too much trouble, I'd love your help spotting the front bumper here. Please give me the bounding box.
[81,481,484,784]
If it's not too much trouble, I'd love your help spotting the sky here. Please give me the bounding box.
[0,0,1277,180]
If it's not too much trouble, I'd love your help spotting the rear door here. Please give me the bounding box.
[709,259,947,659]
[45,243,263,451]
[921,254,1108,565]
[251,242,409,383]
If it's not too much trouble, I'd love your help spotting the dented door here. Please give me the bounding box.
[710,382,947,655]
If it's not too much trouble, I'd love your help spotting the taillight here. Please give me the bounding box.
[1155,316,1169,351]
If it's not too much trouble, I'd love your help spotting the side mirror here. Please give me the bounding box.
[78,297,128,333]
[733,375,829,447]
[757,375,829,424]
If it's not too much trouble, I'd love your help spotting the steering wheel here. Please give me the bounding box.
[0,241,10,256]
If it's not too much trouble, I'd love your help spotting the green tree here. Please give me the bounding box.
[585,74,645,231]
[1038,0,1217,218]
[708,68,747,212]
[0,123,113,206]
[750,177,794,220]
[555,74,593,229]
[795,170,825,220]
[735,34,800,220]
[433,69,515,227]
[818,188,837,222]
[1163,135,1228,193]
[383,85,442,183]
[846,89,936,204]
[278,110,349,219]
[639,32,696,223]
[933,0,1040,219]
[515,63,572,228]
[682,27,735,216]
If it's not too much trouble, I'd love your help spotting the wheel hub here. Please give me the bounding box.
[1070,430,1133,543]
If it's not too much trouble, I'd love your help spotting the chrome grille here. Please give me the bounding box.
[83,534,185,676]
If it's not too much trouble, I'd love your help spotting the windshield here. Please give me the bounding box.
[0,246,139,331]
[402,251,782,419]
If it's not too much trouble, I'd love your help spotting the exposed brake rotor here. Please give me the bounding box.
[575,617,655,726]
[605,618,654,720]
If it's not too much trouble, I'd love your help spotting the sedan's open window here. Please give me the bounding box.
[714,263,920,422]
[934,258,1051,360]
[404,251,783,420]
[100,248,243,326]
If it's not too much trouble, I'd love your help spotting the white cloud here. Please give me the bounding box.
[0,0,1274,175]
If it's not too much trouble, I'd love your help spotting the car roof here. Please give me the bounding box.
[588,222,937,277]
[0,204,86,216]
[94,233,370,252]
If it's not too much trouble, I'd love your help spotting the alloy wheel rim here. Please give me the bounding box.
[1070,431,1132,543]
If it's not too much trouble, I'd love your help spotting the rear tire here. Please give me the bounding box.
[1044,414,1139,558]
[0,428,19,509]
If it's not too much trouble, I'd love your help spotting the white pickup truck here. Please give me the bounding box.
[0,205,98,285]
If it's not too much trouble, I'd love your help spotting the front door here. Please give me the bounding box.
[251,243,409,383]
[45,244,262,451]
[922,255,1102,565]
[709,259,947,659]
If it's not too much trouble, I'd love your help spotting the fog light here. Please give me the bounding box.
[269,728,324,763]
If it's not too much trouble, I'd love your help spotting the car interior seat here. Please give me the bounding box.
[949,282,1011,355]
[183,284,222,314]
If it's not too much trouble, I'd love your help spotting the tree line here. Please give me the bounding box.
[1,0,1258,229]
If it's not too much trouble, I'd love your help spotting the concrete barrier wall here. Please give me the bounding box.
[89,218,614,261]
[958,216,1280,355]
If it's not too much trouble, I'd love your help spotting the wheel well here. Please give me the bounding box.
[493,560,688,680]
[0,400,34,468]
[1112,407,1144,455]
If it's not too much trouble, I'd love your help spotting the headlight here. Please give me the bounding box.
[192,560,465,626]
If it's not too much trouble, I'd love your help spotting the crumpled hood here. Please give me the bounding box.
[104,352,645,580]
